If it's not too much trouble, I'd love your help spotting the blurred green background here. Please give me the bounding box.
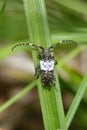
[0,0,87,130]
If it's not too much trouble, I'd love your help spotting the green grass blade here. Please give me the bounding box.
[55,0,87,15]
[66,74,87,128]
[52,33,87,43]
[0,36,86,61]
[58,45,86,68]
[23,0,67,129]
[0,0,8,14]
[0,81,36,112]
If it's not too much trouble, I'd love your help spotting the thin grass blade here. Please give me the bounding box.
[66,74,87,128]
[0,0,8,14]
[0,81,36,112]
[23,0,67,129]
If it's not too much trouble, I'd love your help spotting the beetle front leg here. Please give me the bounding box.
[38,54,42,60]
[37,50,42,60]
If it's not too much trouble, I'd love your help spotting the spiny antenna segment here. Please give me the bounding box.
[49,40,78,49]
[12,43,44,51]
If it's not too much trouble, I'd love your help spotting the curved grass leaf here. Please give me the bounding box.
[0,33,86,61]
[0,81,36,112]
[66,74,87,128]
[58,45,86,68]
[55,0,87,15]
[23,0,67,129]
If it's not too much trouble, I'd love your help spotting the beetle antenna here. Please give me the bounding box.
[12,43,44,51]
[49,40,78,50]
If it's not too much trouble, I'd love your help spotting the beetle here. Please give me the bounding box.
[12,40,77,90]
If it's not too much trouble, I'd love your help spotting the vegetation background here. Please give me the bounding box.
[0,0,87,130]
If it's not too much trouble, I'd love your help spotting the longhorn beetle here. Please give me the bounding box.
[12,40,77,90]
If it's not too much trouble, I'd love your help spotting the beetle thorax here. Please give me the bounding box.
[40,60,54,71]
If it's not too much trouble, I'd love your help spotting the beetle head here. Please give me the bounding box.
[42,48,51,60]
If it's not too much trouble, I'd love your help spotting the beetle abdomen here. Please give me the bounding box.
[41,71,53,86]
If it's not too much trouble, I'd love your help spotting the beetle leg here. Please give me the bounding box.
[53,74,58,91]
[34,64,41,79]
[38,53,42,59]
[35,69,41,79]
[51,56,57,65]
[54,59,57,65]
